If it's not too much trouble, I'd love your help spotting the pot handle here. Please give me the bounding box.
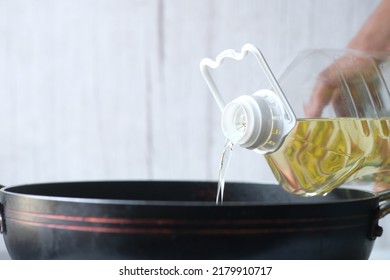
[370,190,390,239]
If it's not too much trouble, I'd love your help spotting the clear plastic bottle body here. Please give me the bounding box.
[201,45,390,196]
[265,117,390,196]
[267,49,390,196]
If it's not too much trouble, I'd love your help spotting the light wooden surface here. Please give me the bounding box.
[0,0,389,254]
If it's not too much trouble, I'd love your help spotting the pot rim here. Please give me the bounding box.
[0,180,381,207]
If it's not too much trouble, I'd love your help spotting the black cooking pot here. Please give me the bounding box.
[0,181,389,260]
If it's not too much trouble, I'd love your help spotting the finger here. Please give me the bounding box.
[374,182,390,192]
[304,60,344,118]
[304,79,335,118]
[331,88,350,117]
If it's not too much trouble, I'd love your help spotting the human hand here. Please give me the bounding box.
[304,52,387,118]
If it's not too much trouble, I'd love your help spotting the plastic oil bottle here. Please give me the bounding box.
[200,44,390,197]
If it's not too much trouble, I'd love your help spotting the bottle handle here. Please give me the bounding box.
[199,43,296,125]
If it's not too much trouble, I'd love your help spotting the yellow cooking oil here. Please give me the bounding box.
[265,117,390,196]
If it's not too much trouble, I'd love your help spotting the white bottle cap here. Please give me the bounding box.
[221,89,288,154]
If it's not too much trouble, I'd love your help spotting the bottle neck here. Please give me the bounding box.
[221,89,296,154]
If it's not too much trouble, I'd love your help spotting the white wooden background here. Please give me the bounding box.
[0,0,389,257]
